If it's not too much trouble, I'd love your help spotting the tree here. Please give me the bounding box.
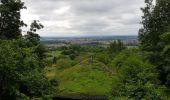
[25,20,44,47]
[24,20,46,67]
[0,0,26,39]
[0,0,53,99]
[139,0,170,59]
[111,49,165,100]
[139,0,170,52]
[160,32,170,88]
[61,45,81,60]
[0,40,52,99]
[108,40,125,53]
[139,0,170,87]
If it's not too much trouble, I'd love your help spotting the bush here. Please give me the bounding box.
[95,52,111,64]
[54,57,73,70]
[108,40,125,54]
[110,49,165,100]
[0,39,52,99]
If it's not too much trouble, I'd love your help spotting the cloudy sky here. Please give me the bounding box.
[21,0,145,37]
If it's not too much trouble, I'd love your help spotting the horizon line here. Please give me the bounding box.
[41,35,138,38]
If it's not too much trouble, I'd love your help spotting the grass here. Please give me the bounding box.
[46,57,115,96]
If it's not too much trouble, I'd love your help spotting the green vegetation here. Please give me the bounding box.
[46,44,167,99]
[110,49,165,99]
[46,57,115,96]
[45,44,126,98]
[0,0,53,99]
[0,0,170,99]
[139,0,170,97]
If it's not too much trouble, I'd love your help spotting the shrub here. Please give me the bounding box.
[111,49,165,100]
[0,39,52,99]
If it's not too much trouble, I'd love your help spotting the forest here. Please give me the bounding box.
[0,0,170,100]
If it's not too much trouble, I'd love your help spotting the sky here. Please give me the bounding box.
[21,0,145,37]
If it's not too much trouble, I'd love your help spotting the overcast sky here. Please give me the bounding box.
[21,0,145,37]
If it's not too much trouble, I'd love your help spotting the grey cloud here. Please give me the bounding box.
[22,0,145,36]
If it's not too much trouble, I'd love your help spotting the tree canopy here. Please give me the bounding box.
[0,0,53,99]
[139,0,170,90]
[0,0,26,39]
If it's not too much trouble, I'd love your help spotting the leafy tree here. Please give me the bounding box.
[108,40,125,54]
[19,70,52,99]
[160,32,170,88]
[162,44,170,87]
[62,45,81,60]
[110,49,136,71]
[139,0,170,52]
[0,40,52,99]
[111,49,165,100]
[0,0,26,39]
[139,0,170,87]
[139,0,170,63]
[24,20,46,67]
[0,0,53,99]
[24,20,44,47]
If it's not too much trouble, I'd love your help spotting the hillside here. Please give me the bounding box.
[46,56,116,98]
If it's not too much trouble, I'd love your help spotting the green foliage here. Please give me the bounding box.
[139,0,170,52]
[0,0,53,99]
[160,32,170,43]
[0,0,26,39]
[139,0,170,91]
[20,70,52,98]
[46,44,168,99]
[25,20,44,47]
[95,51,111,64]
[162,44,170,87]
[110,49,138,71]
[46,50,62,66]
[81,45,105,53]
[53,57,57,64]
[61,45,81,60]
[54,57,73,70]
[48,59,114,96]
[110,49,165,100]
[35,44,46,62]
[0,39,52,99]
[108,40,125,54]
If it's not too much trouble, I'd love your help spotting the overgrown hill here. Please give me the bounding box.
[46,57,116,97]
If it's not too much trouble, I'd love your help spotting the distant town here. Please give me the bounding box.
[41,35,139,47]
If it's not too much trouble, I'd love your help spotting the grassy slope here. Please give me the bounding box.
[46,50,115,96]
[59,61,114,95]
